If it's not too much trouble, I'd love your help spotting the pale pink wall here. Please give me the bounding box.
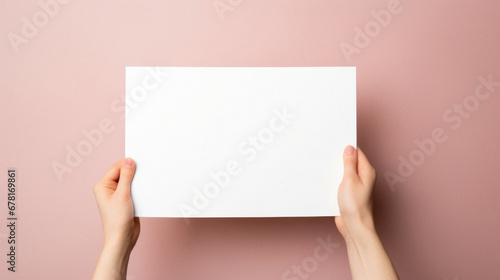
[1,1,499,279]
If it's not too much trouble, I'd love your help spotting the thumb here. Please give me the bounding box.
[116,158,136,195]
[342,145,358,179]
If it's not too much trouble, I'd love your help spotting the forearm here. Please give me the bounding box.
[342,218,399,280]
[92,242,132,280]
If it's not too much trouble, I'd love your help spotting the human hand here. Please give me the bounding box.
[94,158,140,250]
[93,158,140,280]
[334,146,399,280]
[335,145,376,239]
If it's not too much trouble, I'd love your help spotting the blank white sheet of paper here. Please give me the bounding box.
[125,67,356,218]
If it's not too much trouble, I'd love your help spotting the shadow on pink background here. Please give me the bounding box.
[1,1,499,279]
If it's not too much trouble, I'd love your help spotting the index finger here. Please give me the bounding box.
[100,158,126,183]
[357,146,376,183]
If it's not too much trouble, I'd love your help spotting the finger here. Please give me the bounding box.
[100,159,126,183]
[116,158,136,196]
[94,159,125,196]
[342,145,358,179]
[356,146,376,184]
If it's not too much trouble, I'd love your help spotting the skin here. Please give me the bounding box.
[92,146,399,280]
[92,158,140,280]
[335,146,399,280]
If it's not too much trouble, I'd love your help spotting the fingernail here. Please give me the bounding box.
[124,158,133,167]
[345,145,355,155]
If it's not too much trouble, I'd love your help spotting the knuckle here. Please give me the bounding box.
[344,157,357,165]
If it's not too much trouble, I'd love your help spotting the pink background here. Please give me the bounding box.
[1,0,500,279]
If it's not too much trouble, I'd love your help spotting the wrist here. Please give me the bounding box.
[341,214,377,242]
[103,238,134,258]
[103,230,137,252]
[337,215,400,280]
[93,242,132,280]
